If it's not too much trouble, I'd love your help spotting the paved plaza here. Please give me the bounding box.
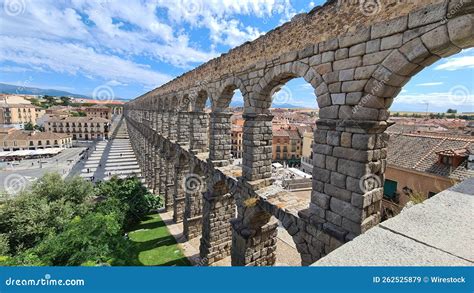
[0,147,86,195]
[80,120,142,182]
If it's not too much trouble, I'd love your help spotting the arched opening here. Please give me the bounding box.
[188,89,211,153]
[213,79,247,172]
[381,48,474,221]
[270,77,317,170]
[272,213,302,266]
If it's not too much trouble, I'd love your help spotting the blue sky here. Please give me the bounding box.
[0,0,473,113]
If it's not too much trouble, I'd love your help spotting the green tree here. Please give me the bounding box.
[447,108,457,114]
[60,96,72,106]
[43,95,56,106]
[23,122,34,130]
[29,98,42,107]
[95,177,161,228]
[0,174,159,266]
[28,213,130,266]
[0,174,93,254]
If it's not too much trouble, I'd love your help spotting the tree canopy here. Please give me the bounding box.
[0,173,162,266]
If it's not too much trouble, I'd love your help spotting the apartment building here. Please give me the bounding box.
[0,103,45,125]
[45,116,110,140]
[1,129,72,151]
[84,105,112,120]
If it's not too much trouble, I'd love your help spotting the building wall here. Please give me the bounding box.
[0,106,44,125]
[46,120,109,140]
[272,135,290,161]
[85,107,112,120]
[231,129,243,159]
[302,132,313,158]
[385,165,455,206]
[2,135,72,151]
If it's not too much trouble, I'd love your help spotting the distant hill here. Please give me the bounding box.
[0,83,128,101]
[229,99,304,109]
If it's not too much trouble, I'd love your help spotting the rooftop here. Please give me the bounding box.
[387,133,474,181]
[47,116,109,123]
[3,130,71,140]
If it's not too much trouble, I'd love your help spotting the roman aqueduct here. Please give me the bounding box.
[124,0,474,266]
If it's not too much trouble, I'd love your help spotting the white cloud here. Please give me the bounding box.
[0,66,34,73]
[394,91,474,110]
[0,36,172,87]
[416,82,444,87]
[434,56,474,71]
[0,0,296,91]
[106,80,128,87]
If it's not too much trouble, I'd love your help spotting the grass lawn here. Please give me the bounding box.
[124,213,190,266]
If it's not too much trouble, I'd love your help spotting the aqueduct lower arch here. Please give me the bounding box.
[125,0,474,266]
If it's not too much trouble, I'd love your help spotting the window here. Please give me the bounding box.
[383,179,398,199]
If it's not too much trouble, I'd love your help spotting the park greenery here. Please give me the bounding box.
[0,173,162,266]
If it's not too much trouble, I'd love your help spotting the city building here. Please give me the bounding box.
[273,129,290,162]
[301,131,314,174]
[0,94,32,105]
[383,133,473,217]
[0,103,45,125]
[45,116,110,140]
[84,105,112,120]
[231,124,243,159]
[1,129,72,151]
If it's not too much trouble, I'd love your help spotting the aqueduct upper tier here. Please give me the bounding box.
[125,0,474,266]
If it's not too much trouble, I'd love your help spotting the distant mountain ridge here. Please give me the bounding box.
[229,100,304,109]
[0,83,128,101]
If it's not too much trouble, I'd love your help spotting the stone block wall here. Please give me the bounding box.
[242,114,273,181]
[209,112,232,163]
[189,112,209,153]
[199,184,236,265]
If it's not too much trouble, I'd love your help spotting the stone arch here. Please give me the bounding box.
[214,76,248,111]
[336,14,474,122]
[194,89,212,112]
[179,93,192,111]
[252,61,323,113]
